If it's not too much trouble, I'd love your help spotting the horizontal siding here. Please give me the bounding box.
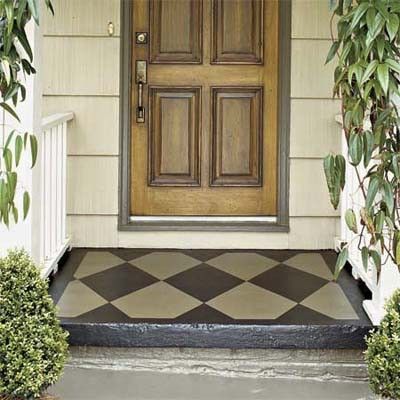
[43,96,119,155]
[67,216,118,247]
[67,156,118,215]
[290,99,341,158]
[42,0,120,37]
[43,37,120,96]
[292,0,336,39]
[291,39,336,99]
[290,159,338,217]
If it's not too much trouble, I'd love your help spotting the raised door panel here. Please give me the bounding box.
[212,0,264,64]
[149,87,201,186]
[211,87,263,186]
[150,0,203,64]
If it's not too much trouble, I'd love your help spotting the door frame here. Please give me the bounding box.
[118,0,291,232]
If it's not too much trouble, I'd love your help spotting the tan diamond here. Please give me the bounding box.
[285,253,333,281]
[112,282,201,318]
[207,252,278,280]
[207,282,296,319]
[57,281,107,318]
[130,252,201,280]
[74,251,124,279]
[301,282,359,319]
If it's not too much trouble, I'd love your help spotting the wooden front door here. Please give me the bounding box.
[131,0,279,216]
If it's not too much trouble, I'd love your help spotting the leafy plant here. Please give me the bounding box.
[0,0,53,227]
[325,0,400,279]
[365,289,400,399]
[0,250,68,399]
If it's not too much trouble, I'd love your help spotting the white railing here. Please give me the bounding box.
[40,112,73,277]
[336,116,400,324]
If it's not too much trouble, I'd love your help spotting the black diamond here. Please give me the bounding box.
[109,248,153,262]
[81,263,158,301]
[276,304,336,325]
[177,304,234,323]
[250,264,328,302]
[166,264,243,302]
[69,303,132,323]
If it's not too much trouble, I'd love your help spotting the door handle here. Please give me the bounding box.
[136,60,147,123]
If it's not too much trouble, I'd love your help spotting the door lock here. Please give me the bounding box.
[136,61,147,123]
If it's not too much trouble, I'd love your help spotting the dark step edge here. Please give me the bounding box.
[62,322,372,349]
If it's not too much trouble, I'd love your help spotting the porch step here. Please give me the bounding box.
[51,248,372,349]
[64,347,369,383]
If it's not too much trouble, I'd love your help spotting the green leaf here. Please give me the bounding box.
[385,58,400,74]
[27,0,40,24]
[366,7,376,31]
[375,210,385,234]
[370,250,381,273]
[0,103,20,122]
[349,2,370,31]
[29,135,38,168]
[12,205,18,224]
[361,246,369,271]
[386,13,399,41]
[326,41,340,64]
[381,181,394,214]
[3,148,12,172]
[393,154,400,179]
[335,155,346,189]
[377,63,389,93]
[361,60,378,84]
[334,247,348,280]
[363,130,374,167]
[324,155,341,210]
[23,191,30,220]
[15,136,23,167]
[366,176,380,210]
[376,37,385,61]
[349,132,363,166]
[345,209,358,234]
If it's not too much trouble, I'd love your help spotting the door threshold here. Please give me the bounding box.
[119,216,288,232]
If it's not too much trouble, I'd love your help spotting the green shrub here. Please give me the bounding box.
[0,250,68,399]
[365,289,400,399]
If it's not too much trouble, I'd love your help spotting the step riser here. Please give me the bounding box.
[68,347,368,383]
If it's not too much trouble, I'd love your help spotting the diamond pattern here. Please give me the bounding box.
[207,252,278,280]
[81,263,158,301]
[112,282,201,319]
[166,264,243,302]
[207,283,296,320]
[53,250,364,324]
[131,251,201,279]
[250,264,328,302]
[74,251,124,279]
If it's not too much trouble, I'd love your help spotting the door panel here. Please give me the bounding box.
[131,0,278,216]
[149,87,201,186]
[211,0,264,64]
[150,0,203,63]
[210,87,263,187]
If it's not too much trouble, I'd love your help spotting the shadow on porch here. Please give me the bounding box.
[49,249,372,349]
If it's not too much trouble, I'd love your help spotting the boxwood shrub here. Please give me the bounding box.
[0,250,68,399]
[365,289,400,400]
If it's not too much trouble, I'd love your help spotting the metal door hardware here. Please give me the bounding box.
[136,61,147,123]
[136,32,148,44]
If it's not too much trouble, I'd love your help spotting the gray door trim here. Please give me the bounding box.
[118,0,291,232]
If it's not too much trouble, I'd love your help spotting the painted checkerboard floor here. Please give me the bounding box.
[50,249,370,325]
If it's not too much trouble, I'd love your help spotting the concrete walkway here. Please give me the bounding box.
[51,367,374,400]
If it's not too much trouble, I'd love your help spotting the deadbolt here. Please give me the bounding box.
[136,32,148,44]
